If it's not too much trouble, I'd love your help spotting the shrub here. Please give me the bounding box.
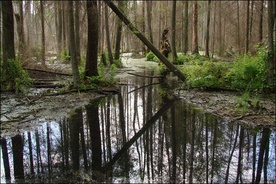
[146,52,156,61]
[183,61,229,88]
[0,59,31,93]
[226,47,268,91]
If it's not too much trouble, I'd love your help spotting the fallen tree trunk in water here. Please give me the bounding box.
[104,0,186,83]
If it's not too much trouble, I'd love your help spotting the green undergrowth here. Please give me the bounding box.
[78,62,118,90]
[0,59,31,93]
[181,46,270,92]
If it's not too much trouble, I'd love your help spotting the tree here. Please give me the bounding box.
[204,0,211,57]
[104,4,113,65]
[68,1,80,87]
[74,1,81,65]
[183,1,189,54]
[146,0,153,44]
[114,1,124,60]
[2,0,15,63]
[192,1,199,54]
[245,0,250,53]
[85,0,98,77]
[14,0,25,62]
[258,0,264,43]
[40,0,45,65]
[267,0,275,86]
[171,0,178,60]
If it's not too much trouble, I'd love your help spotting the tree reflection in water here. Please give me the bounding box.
[1,71,275,183]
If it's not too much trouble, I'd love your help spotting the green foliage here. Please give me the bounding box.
[183,61,229,88]
[226,47,268,91]
[113,59,123,68]
[61,50,70,62]
[146,52,156,61]
[182,46,269,92]
[0,59,31,93]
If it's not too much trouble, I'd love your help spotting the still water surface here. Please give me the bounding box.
[1,70,275,183]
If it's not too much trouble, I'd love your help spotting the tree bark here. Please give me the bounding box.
[104,0,186,83]
[245,0,250,53]
[75,1,81,65]
[114,1,124,60]
[85,0,99,77]
[2,0,15,63]
[68,1,80,88]
[40,0,45,65]
[258,0,264,43]
[183,1,189,54]
[205,0,211,57]
[146,0,153,44]
[171,0,178,60]
[267,0,275,86]
[105,4,113,65]
[192,1,199,54]
[15,1,25,62]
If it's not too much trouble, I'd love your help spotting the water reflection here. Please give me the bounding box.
[1,71,275,183]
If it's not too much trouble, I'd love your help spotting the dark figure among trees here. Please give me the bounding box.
[160,28,171,58]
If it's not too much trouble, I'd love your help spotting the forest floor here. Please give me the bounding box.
[1,55,275,138]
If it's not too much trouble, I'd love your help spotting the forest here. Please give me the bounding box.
[0,0,276,183]
[0,0,275,90]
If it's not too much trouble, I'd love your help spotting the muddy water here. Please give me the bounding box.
[1,69,275,183]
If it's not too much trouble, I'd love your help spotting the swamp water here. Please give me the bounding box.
[1,69,275,183]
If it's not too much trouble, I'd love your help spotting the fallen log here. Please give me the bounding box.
[104,0,186,83]
[24,67,72,76]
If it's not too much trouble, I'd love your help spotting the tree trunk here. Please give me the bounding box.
[75,1,81,65]
[183,1,189,54]
[192,1,199,54]
[105,0,186,82]
[236,1,241,54]
[146,0,153,45]
[171,0,178,60]
[15,1,25,62]
[245,0,250,53]
[68,1,80,88]
[2,0,15,63]
[267,0,275,86]
[105,4,113,65]
[114,1,124,60]
[205,0,211,57]
[0,3,2,63]
[40,0,45,65]
[258,0,264,43]
[85,0,99,77]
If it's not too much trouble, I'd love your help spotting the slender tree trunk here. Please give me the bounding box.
[141,1,146,55]
[245,0,250,53]
[146,0,153,44]
[56,2,63,59]
[2,0,15,63]
[114,1,124,60]
[258,0,264,43]
[68,1,80,88]
[205,0,211,57]
[75,1,81,65]
[40,0,45,65]
[267,0,275,86]
[183,1,189,54]
[236,1,241,54]
[192,1,199,54]
[171,0,177,60]
[85,0,99,77]
[15,1,25,62]
[105,4,113,65]
[249,1,254,41]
